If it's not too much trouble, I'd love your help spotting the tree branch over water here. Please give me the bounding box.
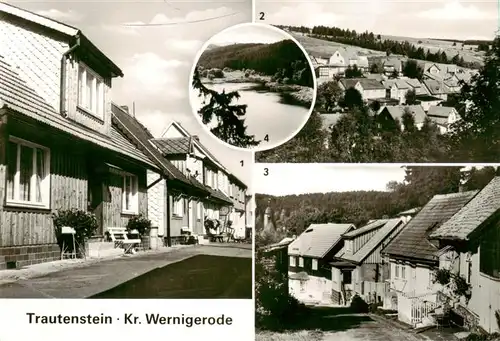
[192,68,260,148]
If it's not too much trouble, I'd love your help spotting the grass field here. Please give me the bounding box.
[90,255,252,299]
[291,32,485,66]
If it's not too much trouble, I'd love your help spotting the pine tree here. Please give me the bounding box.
[192,68,260,148]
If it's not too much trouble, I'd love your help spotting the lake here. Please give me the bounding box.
[191,82,311,149]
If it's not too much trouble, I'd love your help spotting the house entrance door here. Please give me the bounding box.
[88,175,104,236]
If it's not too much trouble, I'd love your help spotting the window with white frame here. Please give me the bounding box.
[289,256,296,267]
[121,173,138,214]
[299,257,304,267]
[77,63,105,119]
[173,197,183,217]
[197,202,202,220]
[401,265,406,279]
[6,137,51,208]
[395,264,400,278]
[312,259,318,270]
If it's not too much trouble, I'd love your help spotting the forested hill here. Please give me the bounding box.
[197,39,311,80]
[255,166,500,240]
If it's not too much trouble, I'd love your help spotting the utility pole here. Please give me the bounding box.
[132,101,136,117]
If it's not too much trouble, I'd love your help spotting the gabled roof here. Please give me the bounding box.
[381,105,427,125]
[431,177,500,241]
[0,2,122,78]
[340,78,385,90]
[150,137,193,155]
[339,218,404,264]
[288,223,355,258]
[161,121,247,188]
[383,191,478,262]
[342,219,388,239]
[427,106,456,118]
[0,55,151,166]
[383,79,411,90]
[111,104,207,191]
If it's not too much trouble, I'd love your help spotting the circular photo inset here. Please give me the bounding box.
[189,22,317,151]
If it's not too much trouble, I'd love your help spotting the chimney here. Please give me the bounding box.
[120,105,129,114]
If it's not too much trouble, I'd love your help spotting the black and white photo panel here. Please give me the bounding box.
[253,0,499,163]
[189,22,317,151]
[254,163,500,339]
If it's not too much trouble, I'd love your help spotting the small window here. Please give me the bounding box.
[343,271,352,284]
[173,197,183,217]
[122,174,138,214]
[395,264,400,278]
[289,256,296,267]
[6,137,51,208]
[312,259,318,270]
[299,257,304,267]
[402,265,406,279]
[78,63,105,119]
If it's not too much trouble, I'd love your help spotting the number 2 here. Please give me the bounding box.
[259,12,265,20]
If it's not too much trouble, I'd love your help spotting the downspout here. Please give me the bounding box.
[60,34,81,116]
[165,178,172,247]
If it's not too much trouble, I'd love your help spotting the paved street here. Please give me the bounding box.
[256,312,458,341]
[0,244,252,298]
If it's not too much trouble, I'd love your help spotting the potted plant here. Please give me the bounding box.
[126,215,152,249]
[52,208,98,258]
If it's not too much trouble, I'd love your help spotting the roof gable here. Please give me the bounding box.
[383,190,478,262]
[288,223,355,258]
[431,177,500,241]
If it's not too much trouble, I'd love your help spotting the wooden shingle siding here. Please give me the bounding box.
[63,58,112,135]
[0,149,87,247]
[101,171,147,229]
[0,16,68,114]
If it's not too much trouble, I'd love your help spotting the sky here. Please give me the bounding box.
[7,0,254,191]
[254,164,408,196]
[208,22,287,45]
[257,0,498,41]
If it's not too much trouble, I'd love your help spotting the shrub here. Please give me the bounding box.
[350,294,369,313]
[52,209,98,256]
[255,251,307,330]
[126,214,152,237]
[453,275,472,300]
[434,268,452,285]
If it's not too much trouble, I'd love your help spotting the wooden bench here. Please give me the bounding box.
[107,227,141,254]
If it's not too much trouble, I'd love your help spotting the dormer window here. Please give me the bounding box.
[78,63,105,120]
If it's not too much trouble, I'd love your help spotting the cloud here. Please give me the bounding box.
[265,3,342,27]
[121,52,188,98]
[417,1,495,20]
[135,110,186,137]
[36,9,84,22]
[166,39,204,53]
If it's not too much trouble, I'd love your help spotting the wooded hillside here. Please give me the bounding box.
[197,39,313,87]
[255,166,499,245]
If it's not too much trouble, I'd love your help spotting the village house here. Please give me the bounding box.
[381,190,479,328]
[110,105,214,247]
[288,223,355,304]
[430,177,500,334]
[422,79,453,101]
[338,78,386,101]
[426,106,460,134]
[382,79,411,104]
[330,218,407,305]
[153,122,247,241]
[401,77,430,96]
[0,2,166,268]
[381,57,403,76]
[312,48,369,80]
[415,94,445,112]
[376,105,427,132]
